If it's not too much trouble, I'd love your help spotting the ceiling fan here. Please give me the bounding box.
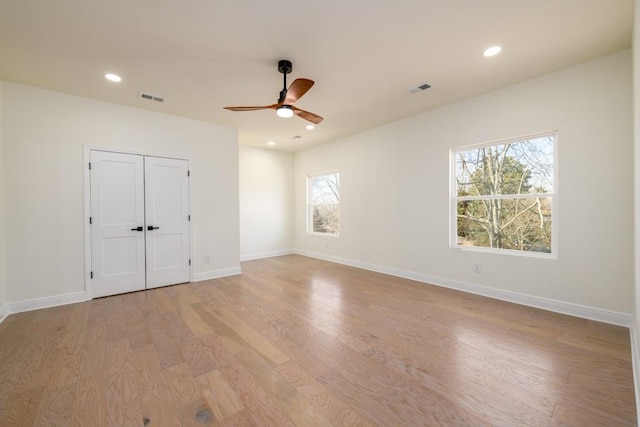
[223,60,323,124]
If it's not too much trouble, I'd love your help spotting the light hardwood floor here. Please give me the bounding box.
[0,255,635,426]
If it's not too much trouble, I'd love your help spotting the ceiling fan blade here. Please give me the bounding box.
[284,79,314,104]
[224,104,278,111]
[292,106,323,124]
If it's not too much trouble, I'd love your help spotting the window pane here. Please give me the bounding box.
[456,136,554,197]
[310,173,339,204]
[312,204,339,234]
[457,197,552,253]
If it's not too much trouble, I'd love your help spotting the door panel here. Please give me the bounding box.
[90,151,146,298]
[145,157,191,288]
[101,237,139,275]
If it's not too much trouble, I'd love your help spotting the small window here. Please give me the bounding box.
[308,172,339,235]
[452,133,556,257]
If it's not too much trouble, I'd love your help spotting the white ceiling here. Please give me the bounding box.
[0,0,633,152]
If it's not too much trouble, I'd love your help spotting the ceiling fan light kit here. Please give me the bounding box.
[223,59,323,124]
[276,105,294,118]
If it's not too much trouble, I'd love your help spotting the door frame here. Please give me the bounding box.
[83,145,194,300]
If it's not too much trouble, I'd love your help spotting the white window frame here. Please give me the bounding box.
[450,131,558,259]
[307,171,340,236]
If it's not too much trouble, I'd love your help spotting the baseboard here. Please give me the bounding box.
[240,249,294,262]
[0,265,243,316]
[0,266,244,319]
[6,291,87,315]
[630,323,640,426]
[0,304,9,324]
[294,249,632,327]
[193,266,242,282]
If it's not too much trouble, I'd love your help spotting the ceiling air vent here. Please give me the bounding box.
[409,83,431,94]
[139,92,164,103]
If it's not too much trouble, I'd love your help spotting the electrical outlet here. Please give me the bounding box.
[474,263,482,273]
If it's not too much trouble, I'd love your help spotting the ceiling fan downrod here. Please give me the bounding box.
[278,59,292,103]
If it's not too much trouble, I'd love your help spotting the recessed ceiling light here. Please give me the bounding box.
[483,46,502,57]
[105,73,122,82]
[267,141,275,146]
[306,125,315,130]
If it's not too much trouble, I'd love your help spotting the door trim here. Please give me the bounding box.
[83,145,194,299]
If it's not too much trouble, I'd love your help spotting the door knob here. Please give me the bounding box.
[147,226,160,231]
[130,226,143,231]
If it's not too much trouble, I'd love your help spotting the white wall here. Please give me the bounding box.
[295,50,633,315]
[239,146,294,259]
[3,83,240,303]
[0,79,6,311]
[632,0,640,413]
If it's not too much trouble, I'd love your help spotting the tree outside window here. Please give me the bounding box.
[308,172,339,235]
[452,134,555,255]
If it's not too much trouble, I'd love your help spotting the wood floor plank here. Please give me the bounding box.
[275,360,373,427]
[363,343,556,425]
[131,344,181,427]
[178,302,214,338]
[316,340,488,426]
[217,409,257,427]
[235,348,333,427]
[161,310,217,377]
[105,339,142,427]
[198,333,296,427]
[191,303,249,354]
[557,332,633,360]
[148,287,177,314]
[236,272,375,353]
[32,382,77,427]
[0,333,49,393]
[506,326,634,383]
[196,369,244,421]
[161,363,216,427]
[0,387,45,427]
[552,401,635,427]
[146,311,185,369]
[235,307,331,379]
[212,305,289,365]
[172,286,215,338]
[317,368,417,426]
[192,303,288,365]
[0,255,635,426]
[127,320,153,349]
[211,278,319,340]
[45,329,86,390]
[70,325,107,427]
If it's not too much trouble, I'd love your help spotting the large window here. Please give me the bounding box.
[452,133,556,256]
[308,172,339,235]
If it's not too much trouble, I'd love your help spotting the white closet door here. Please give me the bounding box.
[145,157,191,289]
[90,151,146,298]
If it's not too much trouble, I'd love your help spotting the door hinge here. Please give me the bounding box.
[187,170,190,177]
[89,216,92,224]
[189,259,191,266]
[90,271,93,279]
[188,214,191,221]
[88,162,92,170]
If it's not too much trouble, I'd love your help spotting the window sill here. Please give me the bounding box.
[452,245,556,260]
[308,232,340,238]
